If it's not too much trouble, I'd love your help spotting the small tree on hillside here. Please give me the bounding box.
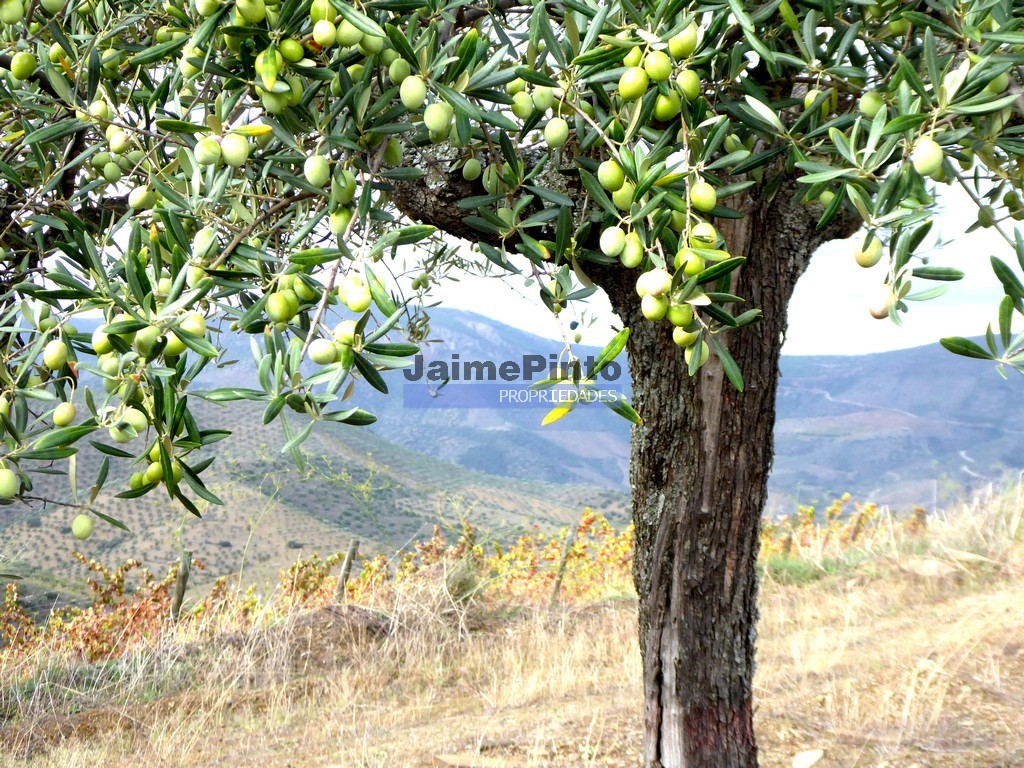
[1,0,1023,764]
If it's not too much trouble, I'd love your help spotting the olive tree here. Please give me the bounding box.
[1,0,1023,764]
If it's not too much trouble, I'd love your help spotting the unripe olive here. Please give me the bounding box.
[597,159,625,192]
[260,87,289,114]
[423,101,453,133]
[675,248,704,276]
[532,86,554,113]
[312,19,337,47]
[220,133,250,168]
[673,326,699,347]
[43,339,68,370]
[612,181,635,210]
[53,402,76,427]
[309,338,338,365]
[383,138,403,165]
[235,0,265,24]
[279,38,304,62]
[400,75,427,110]
[689,222,717,248]
[600,226,627,257]
[102,162,122,183]
[337,19,363,47]
[357,34,384,56]
[689,180,717,212]
[309,0,332,22]
[620,232,644,268]
[129,186,156,210]
[543,117,569,149]
[910,137,944,177]
[194,0,219,16]
[330,207,354,237]
[511,91,534,119]
[676,69,701,101]
[71,514,94,539]
[109,130,131,154]
[643,50,672,82]
[684,340,710,367]
[192,226,219,260]
[334,319,357,345]
[668,24,698,59]
[388,57,411,84]
[653,92,681,121]
[179,312,207,337]
[0,467,18,500]
[859,91,884,118]
[618,67,648,101]
[10,51,36,80]
[92,327,113,354]
[134,325,162,356]
[194,136,222,165]
[667,304,694,328]
[462,157,482,181]
[304,154,331,187]
[266,292,296,323]
[854,234,883,268]
[641,293,669,321]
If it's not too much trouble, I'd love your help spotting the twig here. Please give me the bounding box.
[336,538,360,602]
[211,192,317,269]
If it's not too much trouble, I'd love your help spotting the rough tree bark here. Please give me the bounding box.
[394,165,859,767]
[598,175,859,767]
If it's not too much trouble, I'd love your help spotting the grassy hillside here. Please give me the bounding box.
[2,492,1022,767]
[0,396,629,610]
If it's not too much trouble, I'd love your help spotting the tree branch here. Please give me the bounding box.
[388,148,508,247]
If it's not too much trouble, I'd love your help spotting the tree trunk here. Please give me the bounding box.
[600,177,858,767]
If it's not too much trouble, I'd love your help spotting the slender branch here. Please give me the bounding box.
[953,168,1017,250]
[441,0,529,41]
[212,192,317,269]
[297,205,361,360]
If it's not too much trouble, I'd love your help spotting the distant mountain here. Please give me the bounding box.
[359,309,635,489]
[319,307,1024,511]
[338,308,1024,511]
[180,307,636,490]
[66,306,1024,508]
[774,343,1024,509]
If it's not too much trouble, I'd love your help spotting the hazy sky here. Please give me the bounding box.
[433,186,1015,357]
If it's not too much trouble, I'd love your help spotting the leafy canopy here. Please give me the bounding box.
[0,0,1023,519]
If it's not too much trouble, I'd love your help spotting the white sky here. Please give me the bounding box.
[432,186,1016,357]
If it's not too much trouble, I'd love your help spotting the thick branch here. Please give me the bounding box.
[389,165,501,247]
[388,142,861,312]
[388,144,555,249]
[1,190,127,291]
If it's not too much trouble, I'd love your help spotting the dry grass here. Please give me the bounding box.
[2,492,1023,768]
